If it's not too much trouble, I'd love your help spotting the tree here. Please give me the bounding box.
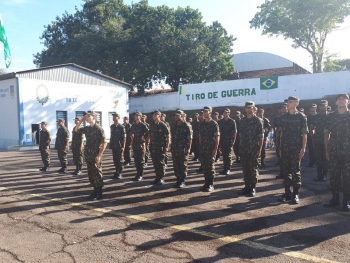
[323,54,350,72]
[34,0,235,92]
[250,0,350,73]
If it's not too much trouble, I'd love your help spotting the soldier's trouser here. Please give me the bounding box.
[112,149,124,173]
[145,144,150,162]
[124,142,131,163]
[172,152,189,181]
[275,145,280,160]
[86,161,103,187]
[261,138,267,161]
[233,139,240,159]
[281,150,301,187]
[314,143,328,173]
[57,148,68,167]
[72,148,83,165]
[200,152,215,183]
[151,148,165,178]
[307,136,315,165]
[133,146,145,170]
[241,153,259,184]
[40,149,50,166]
[221,145,233,169]
[328,154,350,194]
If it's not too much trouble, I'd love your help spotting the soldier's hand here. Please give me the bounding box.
[120,148,124,153]
[325,151,330,161]
[299,149,305,161]
[64,145,68,151]
[256,151,261,158]
[80,146,83,152]
[95,155,101,165]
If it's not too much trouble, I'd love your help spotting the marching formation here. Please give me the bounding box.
[37,94,350,211]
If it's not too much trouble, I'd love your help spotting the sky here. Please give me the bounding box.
[1,0,350,73]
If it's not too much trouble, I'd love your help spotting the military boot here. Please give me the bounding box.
[225,166,231,176]
[72,165,79,175]
[134,166,143,181]
[278,186,292,202]
[205,178,214,192]
[77,164,83,175]
[323,193,340,207]
[238,182,251,195]
[292,187,300,204]
[88,187,97,200]
[343,194,350,211]
[93,187,103,200]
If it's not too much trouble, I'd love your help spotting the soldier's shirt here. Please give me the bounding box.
[55,126,70,149]
[218,117,237,145]
[130,122,149,147]
[199,118,220,153]
[123,123,132,142]
[149,121,170,149]
[310,112,328,145]
[239,115,263,154]
[279,111,308,152]
[39,129,51,150]
[324,110,350,155]
[81,124,107,162]
[72,127,84,148]
[171,121,193,154]
[109,123,126,150]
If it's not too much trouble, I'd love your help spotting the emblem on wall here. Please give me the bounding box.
[36,84,49,105]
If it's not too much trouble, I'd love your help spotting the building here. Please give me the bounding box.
[0,63,132,149]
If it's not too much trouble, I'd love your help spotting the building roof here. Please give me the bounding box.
[0,63,133,88]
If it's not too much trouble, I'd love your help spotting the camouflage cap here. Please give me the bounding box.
[112,112,120,117]
[174,110,183,116]
[73,117,81,121]
[235,111,241,115]
[152,110,161,115]
[134,111,142,116]
[258,108,264,112]
[223,108,230,113]
[245,101,255,108]
[142,115,147,118]
[193,113,199,116]
[56,119,65,123]
[318,100,328,105]
[310,104,317,108]
[336,93,349,100]
[84,110,97,116]
[213,112,219,116]
[40,121,47,125]
[161,113,166,117]
[203,106,212,111]
[123,116,129,119]
[287,96,300,102]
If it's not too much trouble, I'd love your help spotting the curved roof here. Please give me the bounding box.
[232,52,298,72]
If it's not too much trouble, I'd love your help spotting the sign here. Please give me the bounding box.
[184,88,257,101]
[260,77,278,90]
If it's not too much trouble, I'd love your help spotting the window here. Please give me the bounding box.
[56,111,68,129]
[95,111,102,126]
[108,112,114,126]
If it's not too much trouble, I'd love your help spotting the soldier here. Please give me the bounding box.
[191,113,200,161]
[218,108,237,176]
[233,111,242,164]
[141,115,150,166]
[130,112,149,181]
[39,121,51,172]
[123,116,132,166]
[55,119,70,174]
[147,110,170,185]
[278,96,308,204]
[306,104,317,167]
[310,100,328,182]
[71,117,84,175]
[274,103,288,179]
[160,113,171,166]
[257,109,271,166]
[110,113,126,179]
[199,106,220,192]
[324,93,350,211]
[238,102,263,197]
[171,110,192,188]
[75,111,107,200]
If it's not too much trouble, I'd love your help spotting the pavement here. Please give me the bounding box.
[0,149,349,263]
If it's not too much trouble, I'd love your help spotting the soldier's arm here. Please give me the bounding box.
[96,130,107,164]
[299,133,307,161]
[74,117,85,133]
[257,120,264,158]
[187,125,193,155]
[232,120,237,146]
[121,127,126,152]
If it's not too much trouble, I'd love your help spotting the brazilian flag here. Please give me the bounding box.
[260,77,278,90]
[178,85,184,95]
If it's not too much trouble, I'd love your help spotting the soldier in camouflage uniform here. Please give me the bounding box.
[141,115,150,165]
[123,117,132,165]
[306,104,317,167]
[273,103,288,178]
[218,108,237,176]
[238,102,263,197]
[147,110,170,185]
[171,110,192,188]
[233,111,242,164]
[161,113,171,166]
[131,111,149,181]
[39,121,51,172]
[55,119,70,174]
[71,117,84,175]
[278,96,308,204]
[310,100,328,182]
[257,109,271,166]
[75,111,107,200]
[110,113,126,179]
[324,93,350,211]
[199,106,220,192]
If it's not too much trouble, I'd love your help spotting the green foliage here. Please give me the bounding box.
[250,0,350,73]
[34,0,235,92]
[323,55,350,72]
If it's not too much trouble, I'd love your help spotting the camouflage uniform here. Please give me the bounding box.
[239,116,263,184]
[71,127,84,166]
[123,122,132,164]
[55,126,70,168]
[324,110,350,194]
[191,120,200,160]
[260,116,271,163]
[110,123,126,175]
[149,121,170,180]
[307,113,317,166]
[218,117,237,171]
[279,111,308,188]
[130,122,149,176]
[39,129,51,168]
[199,118,220,186]
[171,121,192,183]
[310,112,328,180]
[81,124,107,188]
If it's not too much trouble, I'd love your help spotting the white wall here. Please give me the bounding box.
[130,71,350,113]
[19,78,129,144]
[0,78,19,148]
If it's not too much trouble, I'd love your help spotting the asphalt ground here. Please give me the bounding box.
[0,148,349,263]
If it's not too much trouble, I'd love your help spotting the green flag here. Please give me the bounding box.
[0,15,11,68]
[260,77,278,90]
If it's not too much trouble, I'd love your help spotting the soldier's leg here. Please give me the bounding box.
[282,151,292,187]
[261,139,266,164]
[342,156,350,211]
[180,153,189,183]
[248,154,259,196]
[151,150,165,183]
[124,144,131,164]
[290,151,301,204]
[86,160,103,200]
[133,147,145,180]
[324,155,341,207]
[239,154,251,195]
[200,153,215,191]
